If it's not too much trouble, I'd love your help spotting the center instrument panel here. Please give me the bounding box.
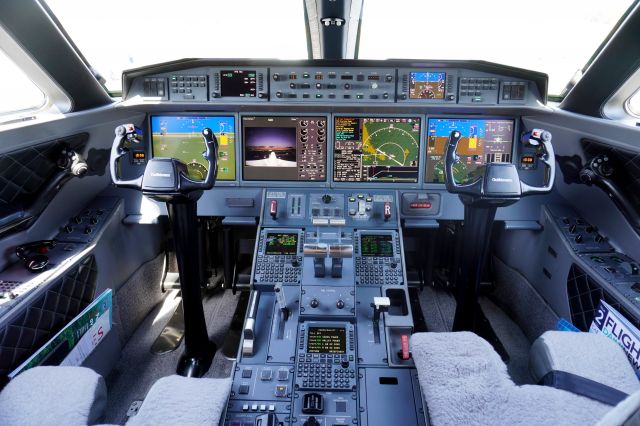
[121,59,550,225]
[119,60,551,425]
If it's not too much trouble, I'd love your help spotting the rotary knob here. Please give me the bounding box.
[336,299,345,309]
[322,194,332,204]
[310,298,319,308]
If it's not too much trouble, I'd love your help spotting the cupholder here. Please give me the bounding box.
[385,288,408,316]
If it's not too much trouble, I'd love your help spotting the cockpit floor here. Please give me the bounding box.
[418,286,534,384]
[103,288,240,424]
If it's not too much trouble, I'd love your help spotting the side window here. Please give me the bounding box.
[627,90,640,118]
[0,49,46,115]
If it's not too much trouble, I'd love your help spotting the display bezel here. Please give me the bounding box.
[148,112,239,186]
[239,113,330,187]
[423,115,519,187]
[332,113,425,189]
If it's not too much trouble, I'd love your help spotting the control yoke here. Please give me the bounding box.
[445,128,555,203]
[444,128,555,336]
[110,123,219,377]
[110,123,218,196]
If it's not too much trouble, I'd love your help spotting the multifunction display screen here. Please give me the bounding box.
[425,118,514,184]
[220,70,256,97]
[334,117,421,183]
[360,234,394,257]
[151,115,236,181]
[409,72,446,99]
[307,327,346,354]
[264,233,298,255]
[242,116,327,181]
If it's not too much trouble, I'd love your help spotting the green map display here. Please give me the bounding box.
[334,117,421,183]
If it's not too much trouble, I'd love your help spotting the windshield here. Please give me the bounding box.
[46,0,633,97]
[359,0,634,97]
[45,0,307,93]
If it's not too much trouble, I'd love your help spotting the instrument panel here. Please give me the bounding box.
[147,113,521,188]
[128,60,546,195]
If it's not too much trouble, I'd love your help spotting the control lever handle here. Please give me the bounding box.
[242,290,261,356]
[175,128,218,192]
[110,124,144,189]
[519,129,556,195]
[444,130,483,196]
[328,244,353,258]
[303,243,328,258]
[371,296,391,344]
[274,283,289,321]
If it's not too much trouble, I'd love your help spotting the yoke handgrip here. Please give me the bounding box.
[444,130,483,196]
[177,128,218,192]
[110,124,144,189]
[520,130,555,195]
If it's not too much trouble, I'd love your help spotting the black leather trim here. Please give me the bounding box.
[0,255,98,380]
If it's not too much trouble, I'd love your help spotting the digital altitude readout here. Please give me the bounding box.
[307,327,346,354]
[265,232,298,255]
[360,234,394,257]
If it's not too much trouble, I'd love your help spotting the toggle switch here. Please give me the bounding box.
[270,200,278,219]
[384,202,392,221]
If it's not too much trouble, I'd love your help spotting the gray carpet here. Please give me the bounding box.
[479,298,533,384]
[419,285,456,333]
[492,256,559,342]
[104,289,240,424]
[418,285,534,384]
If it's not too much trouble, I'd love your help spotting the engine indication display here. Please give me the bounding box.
[265,232,298,255]
[220,70,256,97]
[426,118,514,184]
[242,116,327,181]
[334,117,421,183]
[360,234,394,257]
[307,327,346,354]
[151,115,236,181]
[409,72,446,99]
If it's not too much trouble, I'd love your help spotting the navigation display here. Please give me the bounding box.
[242,116,327,181]
[307,327,346,354]
[151,115,236,181]
[360,234,394,257]
[220,70,256,97]
[334,117,421,183]
[409,72,446,99]
[425,118,514,184]
[265,232,298,255]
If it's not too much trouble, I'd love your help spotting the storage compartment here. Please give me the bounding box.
[385,288,408,316]
[358,368,426,426]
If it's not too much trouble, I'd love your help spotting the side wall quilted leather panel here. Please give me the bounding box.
[0,255,97,377]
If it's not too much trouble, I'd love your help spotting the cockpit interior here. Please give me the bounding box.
[2,1,640,425]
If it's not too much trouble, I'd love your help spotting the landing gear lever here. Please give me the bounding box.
[110,124,219,377]
[444,128,555,336]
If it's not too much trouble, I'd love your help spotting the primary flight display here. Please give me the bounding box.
[334,117,421,183]
[150,115,236,180]
[425,118,514,184]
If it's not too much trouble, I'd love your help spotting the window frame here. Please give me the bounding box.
[0,23,71,126]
